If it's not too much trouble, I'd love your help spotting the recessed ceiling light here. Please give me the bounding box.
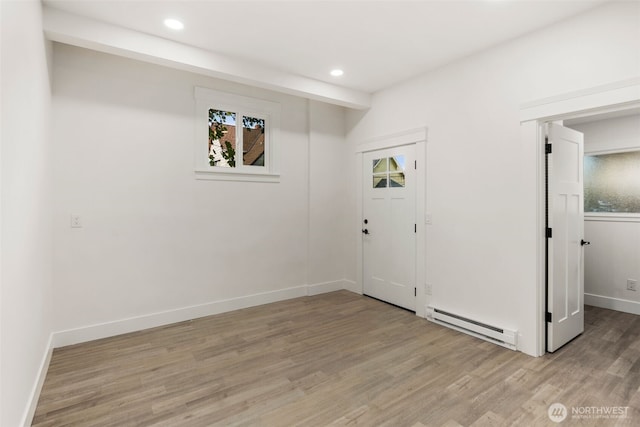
[330,69,344,77]
[164,18,184,30]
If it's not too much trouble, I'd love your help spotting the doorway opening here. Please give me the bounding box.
[564,111,640,318]
[520,79,640,356]
[544,112,640,352]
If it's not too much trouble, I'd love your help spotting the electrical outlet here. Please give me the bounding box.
[70,214,82,228]
[627,279,637,292]
[425,283,432,295]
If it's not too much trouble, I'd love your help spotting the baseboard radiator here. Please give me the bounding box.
[426,306,517,350]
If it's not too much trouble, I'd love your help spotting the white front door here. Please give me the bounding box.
[362,145,416,311]
[547,123,585,352]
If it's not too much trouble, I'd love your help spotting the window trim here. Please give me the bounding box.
[194,87,281,182]
[584,146,640,220]
[584,213,640,223]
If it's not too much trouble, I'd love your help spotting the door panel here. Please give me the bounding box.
[363,146,416,310]
[547,123,585,352]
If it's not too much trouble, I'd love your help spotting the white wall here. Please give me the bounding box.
[1,1,54,425]
[308,101,351,292]
[346,1,640,356]
[572,113,640,153]
[569,114,640,314]
[51,44,349,342]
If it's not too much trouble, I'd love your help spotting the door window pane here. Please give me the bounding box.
[389,155,405,171]
[373,158,387,173]
[389,172,406,187]
[372,156,408,188]
[373,175,387,188]
[584,150,640,213]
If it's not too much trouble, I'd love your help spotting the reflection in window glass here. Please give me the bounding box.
[373,158,388,173]
[242,116,265,166]
[209,109,236,168]
[584,150,640,213]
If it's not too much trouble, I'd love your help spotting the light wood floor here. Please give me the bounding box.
[33,291,639,426]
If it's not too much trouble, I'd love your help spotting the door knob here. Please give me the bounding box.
[581,239,591,246]
[362,229,370,235]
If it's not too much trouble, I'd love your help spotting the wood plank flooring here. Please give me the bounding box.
[32,291,640,426]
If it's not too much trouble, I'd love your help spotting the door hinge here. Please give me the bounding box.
[414,160,417,169]
[546,228,552,238]
[545,142,552,154]
[414,287,417,297]
[546,312,552,322]
[414,224,417,233]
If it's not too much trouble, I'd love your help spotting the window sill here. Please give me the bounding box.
[195,169,280,183]
[585,213,640,223]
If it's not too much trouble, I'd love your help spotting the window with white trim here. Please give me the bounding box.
[584,149,640,215]
[195,87,280,182]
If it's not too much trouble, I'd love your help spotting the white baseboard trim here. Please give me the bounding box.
[307,279,351,296]
[585,293,640,315]
[53,285,308,348]
[22,334,54,427]
[342,279,360,294]
[52,281,359,348]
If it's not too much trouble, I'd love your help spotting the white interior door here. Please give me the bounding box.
[547,123,585,352]
[362,145,416,310]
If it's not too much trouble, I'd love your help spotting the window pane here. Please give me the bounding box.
[209,109,236,168]
[242,115,266,167]
[584,151,640,213]
[373,175,387,188]
[389,172,405,187]
[389,155,405,172]
[373,158,387,173]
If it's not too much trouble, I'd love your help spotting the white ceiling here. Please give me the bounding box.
[44,0,610,94]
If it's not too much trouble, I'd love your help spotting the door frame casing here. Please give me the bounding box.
[354,127,427,317]
[520,78,640,357]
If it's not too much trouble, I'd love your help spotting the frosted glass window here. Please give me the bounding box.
[584,150,640,213]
